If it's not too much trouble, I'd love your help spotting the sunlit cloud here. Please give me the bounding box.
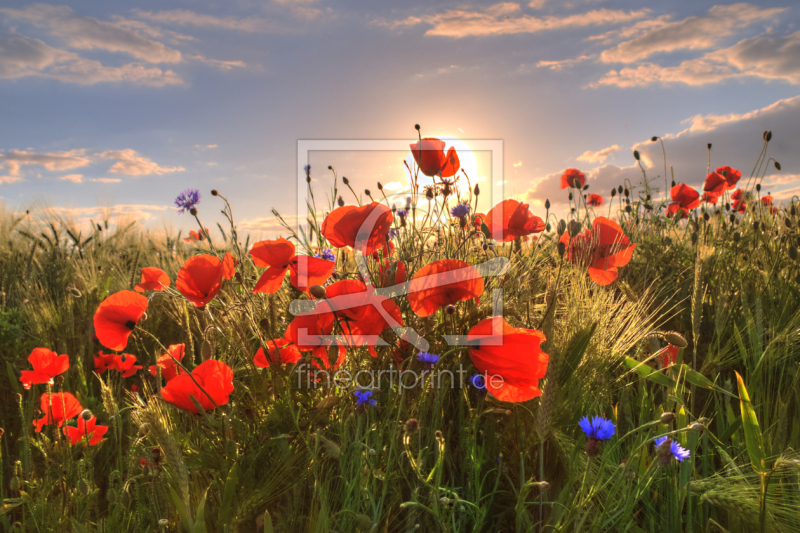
[0,149,91,177]
[576,145,620,163]
[59,174,83,183]
[98,149,185,176]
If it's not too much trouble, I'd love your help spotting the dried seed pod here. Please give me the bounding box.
[663,331,688,347]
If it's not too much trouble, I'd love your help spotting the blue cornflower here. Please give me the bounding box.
[387,228,399,240]
[175,189,201,214]
[450,203,471,218]
[304,164,311,177]
[315,248,336,262]
[418,352,440,366]
[354,390,376,408]
[579,416,616,441]
[654,436,690,463]
[470,373,486,391]
[396,209,409,218]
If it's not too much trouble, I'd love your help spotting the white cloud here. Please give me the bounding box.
[0,4,182,63]
[132,9,275,33]
[98,149,185,176]
[189,55,246,70]
[600,3,786,64]
[576,144,620,163]
[0,148,91,176]
[681,95,800,133]
[0,35,182,86]
[59,174,83,183]
[382,181,404,191]
[91,178,121,183]
[595,31,800,87]
[528,0,548,9]
[535,55,592,70]
[379,3,650,38]
[0,175,23,184]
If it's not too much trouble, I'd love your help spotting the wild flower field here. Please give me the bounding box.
[1,129,799,533]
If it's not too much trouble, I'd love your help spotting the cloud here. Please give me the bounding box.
[0,35,182,86]
[91,178,121,183]
[59,174,83,183]
[595,31,800,87]
[526,163,643,205]
[576,144,620,163]
[0,4,182,63]
[132,9,275,33]
[681,95,800,133]
[189,55,246,70]
[0,175,23,184]
[382,181,404,191]
[98,149,185,176]
[43,204,171,224]
[600,3,786,64]
[535,55,592,71]
[379,3,650,38]
[528,0,548,9]
[0,148,91,176]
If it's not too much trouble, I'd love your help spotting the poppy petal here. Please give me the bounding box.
[253,266,289,294]
[289,256,336,292]
[249,238,295,268]
[93,291,148,351]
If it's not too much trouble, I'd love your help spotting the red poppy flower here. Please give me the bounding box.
[321,202,394,255]
[409,137,460,177]
[715,165,741,189]
[161,359,234,414]
[732,189,747,213]
[64,416,109,447]
[254,339,302,367]
[93,351,116,374]
[666,203,689,219]
[20,348,69,389]
[586,194,604,207]
[407,259,484,317]
[249,238,335,294]
[285,311,346,370]
[703,172,728,197]
[176,253,235,307]
[34,392,82,433]
[131,384,139,393]
[377,260,407,287]
[559,216,636,286]
[561,168,586,189]
[761,195,778,214]
[658,345,680,368]
[184,228,206,242]
[111,354,142,378]
[94,290,148,351]
[701,192,719,204]
[467,316,549,402]
[134,267,170,292]
[320,279,404,357]
[670,183,700,210]
[149,344,185,382]
[484,199,545,242]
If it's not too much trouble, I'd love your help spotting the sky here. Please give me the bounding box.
[1,0,799,237]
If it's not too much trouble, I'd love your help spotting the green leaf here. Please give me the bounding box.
[679,365,736,398]
[558,323,597,386]
[624,356,676,388]
[194,487,209,533]
[263,509,274,533]
[218,463,239,525]
[735,372,766,474]
[71,519,89,533]
[167,483,194,533]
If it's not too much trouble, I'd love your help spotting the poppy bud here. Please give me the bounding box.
[474,183,480,196]
[568,192,573,201]
[545,223,551,231]
[405,418,419,433]
[729,214,735,223]
[482,243,488,251]
[337,196,344,207]
[756,183,761,192]
[664,237,672,246]
[624,188,629,198]
[691,233,698,245]
[414,124,420,131]
[583,184,589,191]
[633,150,640,161]
[651,136,658,142]
[763,130,772,142]
[81,409,93,421]
[611,188,617,198]
[445,304,456,315]
[775,161,781,171]
[660,412,675,424]
[703,213,710,221]
[689,422,705,433]
[792,205,796,217]
[618,185,623,194]
[377,182,383,191]
[97,223,103,232]
[391,204,397,214]
[365,189,371,197]
[342,176,349,185]
[671,180,676,188]
[567,220,582,238]
[309,285,327,299]
[327,165,332,170]
[545,199,550,210]
[480,222,491,239]
[789,247,798,261]
[734,232,741,242]
[189,207,197,216]
[571,207,576,213]
[786,219,793,229]
[625,205,631,213]
[557,219,567,235]
[557,242,566,256]
[707,143,712,150]
[752,221,760,231]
